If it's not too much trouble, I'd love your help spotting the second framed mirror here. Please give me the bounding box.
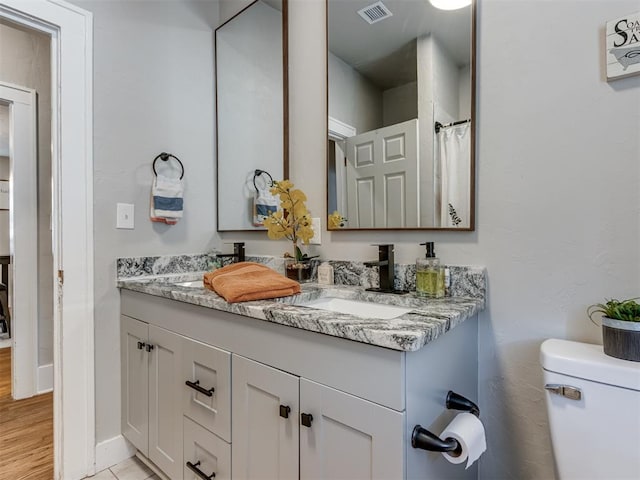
[327,0,475,230]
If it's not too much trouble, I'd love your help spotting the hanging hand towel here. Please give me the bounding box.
[252,186,279,226]
[150,174,184,225]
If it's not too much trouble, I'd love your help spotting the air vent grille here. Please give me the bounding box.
[357,1,393,25]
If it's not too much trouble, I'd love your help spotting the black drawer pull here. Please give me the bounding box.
[145,343,154,352]
[301,413,313,428]
[186,380,215,397]
[186,460,216,479]
[137,341,146,350]
[279,405,291,418]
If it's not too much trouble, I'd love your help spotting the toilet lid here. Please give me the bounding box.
[540,339,640,391]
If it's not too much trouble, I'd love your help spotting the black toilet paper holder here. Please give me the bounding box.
[411,390,480,455]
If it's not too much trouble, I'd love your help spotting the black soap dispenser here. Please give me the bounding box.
[416,242,444,298]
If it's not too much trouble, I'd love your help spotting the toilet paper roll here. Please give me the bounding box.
[441,412,486,469]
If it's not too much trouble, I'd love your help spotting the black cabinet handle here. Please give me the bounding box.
[137,341,146,350]
[186,460,216,479]
[279,405,291,418]
[185,380,215,397]
[301,413,313,428]
[145,344,154,352]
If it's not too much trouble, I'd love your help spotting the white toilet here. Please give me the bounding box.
[540,338,640,479]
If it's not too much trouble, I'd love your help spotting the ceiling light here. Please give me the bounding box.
[429,0,472,10]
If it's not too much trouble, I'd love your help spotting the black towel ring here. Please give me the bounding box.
[153,152,185,180]
[253,169,274,193]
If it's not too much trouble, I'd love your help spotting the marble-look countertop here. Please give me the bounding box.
[118,273,485,352]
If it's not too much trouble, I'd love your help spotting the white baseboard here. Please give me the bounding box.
[37,363,53,393]
[0,338,10,349]
[95,435,136,473]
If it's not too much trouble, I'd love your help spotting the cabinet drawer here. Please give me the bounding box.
[184,416,231,480]
[182,337,232,441]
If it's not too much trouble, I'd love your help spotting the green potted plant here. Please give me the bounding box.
[588,297,640,362]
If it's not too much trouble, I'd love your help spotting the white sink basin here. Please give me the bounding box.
[300,297,411,320]
[173,280,204,288]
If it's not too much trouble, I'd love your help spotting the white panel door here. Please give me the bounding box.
[120,315,149,455]
[346,119,418,228]
[232,355,299,480]
[182,337,232,441]
[184,416,231,480]
[149,325,184,480]
[300,379,405,480]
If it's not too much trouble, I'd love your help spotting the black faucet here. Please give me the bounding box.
[364,244,405,294]
[217,242,245,263]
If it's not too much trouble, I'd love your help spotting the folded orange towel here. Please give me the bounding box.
[203,262,301,303]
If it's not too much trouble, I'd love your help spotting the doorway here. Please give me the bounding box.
[0,1,94,478]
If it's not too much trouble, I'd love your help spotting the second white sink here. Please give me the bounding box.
[300,297,411,320]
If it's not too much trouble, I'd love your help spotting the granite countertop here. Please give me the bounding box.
[118,272,485,352]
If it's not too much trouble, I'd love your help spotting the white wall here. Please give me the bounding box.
[382,81,417,127]
[223,0,640,478]
[328,51,382,134]
[0,21,53,367]
[67,0,220,444]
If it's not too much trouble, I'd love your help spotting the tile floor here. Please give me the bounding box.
[90,456,160,480]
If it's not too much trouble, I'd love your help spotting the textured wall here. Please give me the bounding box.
[67,0,221,443]
[0,21,53,367]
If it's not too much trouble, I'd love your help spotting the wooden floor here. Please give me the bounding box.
[0,347,53,479]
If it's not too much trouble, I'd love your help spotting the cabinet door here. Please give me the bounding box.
[300,379,405,480]
[121,315,149,454]
[149,325,184,480]
[182,337,231,441]
[184,416,231,480]
[232,355,299,480]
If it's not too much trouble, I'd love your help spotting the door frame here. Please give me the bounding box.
[0,82,38,401]
[0,1,94,479]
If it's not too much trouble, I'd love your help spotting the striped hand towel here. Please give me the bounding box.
[150,174,184,225]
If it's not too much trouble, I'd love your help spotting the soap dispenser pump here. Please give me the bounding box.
[416,242,445,298]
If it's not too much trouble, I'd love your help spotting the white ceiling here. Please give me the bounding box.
[328,0,471,89]
[0,105,8,157]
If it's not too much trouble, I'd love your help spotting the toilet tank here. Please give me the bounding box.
[540,339,640,480]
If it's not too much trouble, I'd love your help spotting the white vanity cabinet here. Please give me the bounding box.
[121,316,183,479]
[232,354,404,480]
[121,314,232,480]
[232,355,299,479]
[120,290,479,480]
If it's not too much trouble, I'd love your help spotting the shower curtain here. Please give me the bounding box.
[436,122,471,227]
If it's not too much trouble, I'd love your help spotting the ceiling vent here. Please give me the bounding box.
[357,1,393,25]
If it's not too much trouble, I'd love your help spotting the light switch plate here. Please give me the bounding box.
[309,217,321,244]
[116,203,135,229]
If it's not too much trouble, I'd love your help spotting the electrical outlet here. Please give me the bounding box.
[116,203,135,229]
[309,217,321,245]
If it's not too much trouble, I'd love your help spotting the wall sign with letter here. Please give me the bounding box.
[606,12,640,81]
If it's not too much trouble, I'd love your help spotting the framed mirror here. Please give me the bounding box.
[216,0,288,231]
[327,0,475,230]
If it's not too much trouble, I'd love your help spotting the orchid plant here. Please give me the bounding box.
[263,180,315,262]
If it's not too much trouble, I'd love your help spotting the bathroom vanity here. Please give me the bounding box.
[118,261,485,480]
